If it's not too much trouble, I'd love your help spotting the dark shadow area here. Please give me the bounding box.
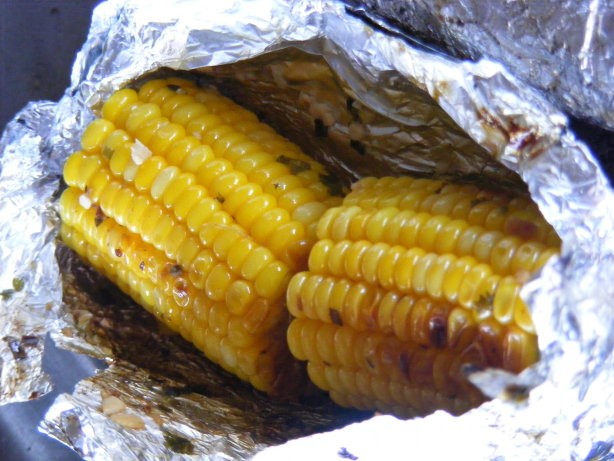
[1,2,104,460]
[0,335,106,461]
[0,0,102,130]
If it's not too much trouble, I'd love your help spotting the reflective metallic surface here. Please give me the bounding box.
[0,337,102,461]
[346,0,614,130]
[0,0,612,459]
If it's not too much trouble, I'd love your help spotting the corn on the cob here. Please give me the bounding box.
[59,77,344,396]
[286,176,560,417]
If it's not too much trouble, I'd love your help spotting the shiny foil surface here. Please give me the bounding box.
[0,0,611,459]
[346,0,614,131]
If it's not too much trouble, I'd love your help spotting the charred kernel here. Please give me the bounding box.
[329,308,343,326]
[287,174,558,417]
[60,78,343,397]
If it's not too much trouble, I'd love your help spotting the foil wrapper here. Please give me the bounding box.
[346,0,614,131]
[0,0,612,459]
[0,102,61,403]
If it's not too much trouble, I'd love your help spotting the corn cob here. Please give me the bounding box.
[286,176,560,417]
[59,77,344,396]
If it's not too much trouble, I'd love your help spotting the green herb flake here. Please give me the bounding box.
[164,433,195,455]
[276,155,311,174]
[102,145,114,159]
[12,278,25,292]
[475,292,495,316]
[504,384,530,402]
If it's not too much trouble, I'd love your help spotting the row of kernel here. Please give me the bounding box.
[316,205,556,277]
[60,220,278,390]
[286,272,478,350]
[345,177,559,246]
[65,143,293,303]
[61,185,284,341]
[288,318,476,397]
[305,238,536,334]
[136,79,333,205]
[100,91,317,268]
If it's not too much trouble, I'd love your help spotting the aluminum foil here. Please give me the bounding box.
[0,102,61,403]
[0,0,612,459]
[345,0,614,131]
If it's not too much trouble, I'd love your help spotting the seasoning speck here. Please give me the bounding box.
[320,172,345,196]
[475,293,494,318]
[329,308,343,326]
[94,206,106,226]
[102,145,114,159]
[349,139,366,156]
[338,447,359,460]
[314,118,328,137]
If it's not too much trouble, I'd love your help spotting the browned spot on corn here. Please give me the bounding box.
[59,77,343,397]
[287,175,560,416]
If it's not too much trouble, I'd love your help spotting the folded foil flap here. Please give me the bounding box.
[0,0,611,459]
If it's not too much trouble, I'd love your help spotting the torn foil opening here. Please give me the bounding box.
[0,0,611,459]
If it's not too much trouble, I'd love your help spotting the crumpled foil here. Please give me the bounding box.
[0,101,61,403]
[345,0,614,131]
[0,0,612,459]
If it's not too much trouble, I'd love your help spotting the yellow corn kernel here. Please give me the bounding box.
[148,122,186,155]
[102,88,139,124]
[81,119,116,153]
[134,156,167,191]
[132,117,170,146]
[124,103,163,134]
[181,144,214,173]
[164,136,201,166]
[223,183,265,215]
[288,174,560,417]
[170,102,209,125]
[161,172,195,208]
[63,152,102,189]
[59,78,342,397]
